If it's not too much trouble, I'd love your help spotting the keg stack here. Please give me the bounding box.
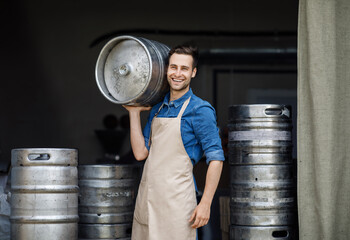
[78,164,138,240]
[228,105,296,240]
[10,148,79,240]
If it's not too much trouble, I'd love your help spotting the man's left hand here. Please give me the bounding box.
[189,202,210,228]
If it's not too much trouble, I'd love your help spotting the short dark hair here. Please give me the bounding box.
[168,44,199,69]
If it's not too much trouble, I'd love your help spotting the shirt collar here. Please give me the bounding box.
[162,88,193,108]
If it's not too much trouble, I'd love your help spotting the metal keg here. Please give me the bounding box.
[230,225,295,240]
[10,148,78,240]
[228,104,296,240]
[78,224,131,240]
[228,104,293,165]
[230,165,295,225]
[96,35,170,106]
[78,164,137,239]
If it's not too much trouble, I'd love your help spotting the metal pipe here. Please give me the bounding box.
[90,29,296,48]
[200,47,297,65]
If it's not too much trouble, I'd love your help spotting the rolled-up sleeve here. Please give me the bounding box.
[192,104,225,164]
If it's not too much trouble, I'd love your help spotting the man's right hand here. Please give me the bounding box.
[122,105,152,113]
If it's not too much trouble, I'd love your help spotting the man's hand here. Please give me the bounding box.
[122,105,152,113]
[189,201,210,228]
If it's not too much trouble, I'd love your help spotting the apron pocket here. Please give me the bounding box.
[134,180,149,225]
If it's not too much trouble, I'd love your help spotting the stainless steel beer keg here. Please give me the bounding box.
[10,148,79,240]
[78,164,136,224]
[95,35,170,106]
[78,224,131,240]
[78,164,137,239]
[230,225,295,240]
[228,104,293,165]
[230,164,295,225]
[228,104,296,240]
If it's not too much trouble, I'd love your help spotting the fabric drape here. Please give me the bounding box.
[298,0,350,239]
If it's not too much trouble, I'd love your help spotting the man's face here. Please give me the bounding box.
[167,53,197,93]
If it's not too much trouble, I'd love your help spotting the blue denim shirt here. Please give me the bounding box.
[143,88,225,165]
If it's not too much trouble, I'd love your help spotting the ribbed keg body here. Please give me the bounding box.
[78,164,137,240]
[10,148,79,240]
[228,105,296,240]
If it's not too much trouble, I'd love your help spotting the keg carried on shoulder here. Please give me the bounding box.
[78,164,138,240]
[228,104,296,240]
[96,35,170,106]
[10,148,79,240]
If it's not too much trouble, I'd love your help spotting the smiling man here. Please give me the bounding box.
[123,44,225,240]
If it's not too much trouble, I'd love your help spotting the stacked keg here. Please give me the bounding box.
[78,164,138,240]
[10,148,79,240]
[228,105,296,240]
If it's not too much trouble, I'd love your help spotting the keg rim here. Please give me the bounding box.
[95,35,153,105]
[12,147,78,151]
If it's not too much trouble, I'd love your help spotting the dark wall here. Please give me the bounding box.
[0,0,298,172]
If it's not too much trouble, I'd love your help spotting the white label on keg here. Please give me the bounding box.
[231,197,294,203]
[229,131,291,141]
[105,191,132,198]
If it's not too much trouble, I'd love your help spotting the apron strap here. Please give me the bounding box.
[155,103,165,117]
[149,96,191,147]
[177,96,191,119]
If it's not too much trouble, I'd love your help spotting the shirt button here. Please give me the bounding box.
[170,102,174,106]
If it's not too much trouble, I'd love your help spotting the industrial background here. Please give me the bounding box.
[0,0,298,239]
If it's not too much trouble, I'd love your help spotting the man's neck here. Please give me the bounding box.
[169,88,189,102]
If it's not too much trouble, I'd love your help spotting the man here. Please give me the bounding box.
[123,44,225,240]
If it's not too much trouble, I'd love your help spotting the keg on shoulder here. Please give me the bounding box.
[10,148,79,240]
[78,164,138,240]
[228,104,296,240]
[95,35,170,106]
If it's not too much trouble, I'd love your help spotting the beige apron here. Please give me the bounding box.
[131,97,197,240]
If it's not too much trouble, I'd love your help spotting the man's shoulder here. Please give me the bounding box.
[151,101,163,110]
[189,94,215,111]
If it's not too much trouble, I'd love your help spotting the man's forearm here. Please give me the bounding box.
[125,107,150,161]
[201,160,223,205]
[189,160,223,228]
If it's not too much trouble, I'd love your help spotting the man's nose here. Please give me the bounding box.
[175,69,181,76]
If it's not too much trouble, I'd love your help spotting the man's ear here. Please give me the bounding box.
[191,67,197,78]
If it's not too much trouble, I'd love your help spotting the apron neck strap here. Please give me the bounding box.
[177,96,191,119]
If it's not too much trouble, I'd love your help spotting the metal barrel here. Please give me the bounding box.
[10,148,79,240]
[230,225,295,240]
[78,224,132,239]
[228,104,293,165]
[230,165,295,225]
[78,164,137,239]
[95,35,170,106]
[228,104,296,239]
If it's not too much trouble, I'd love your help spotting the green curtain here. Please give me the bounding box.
[298,0,350,239]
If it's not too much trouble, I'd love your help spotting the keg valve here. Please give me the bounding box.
[117,63,131,76]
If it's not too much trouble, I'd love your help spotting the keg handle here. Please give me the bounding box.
[272,230,289,238]
[28,153,50,161]
[265,107,290,118]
